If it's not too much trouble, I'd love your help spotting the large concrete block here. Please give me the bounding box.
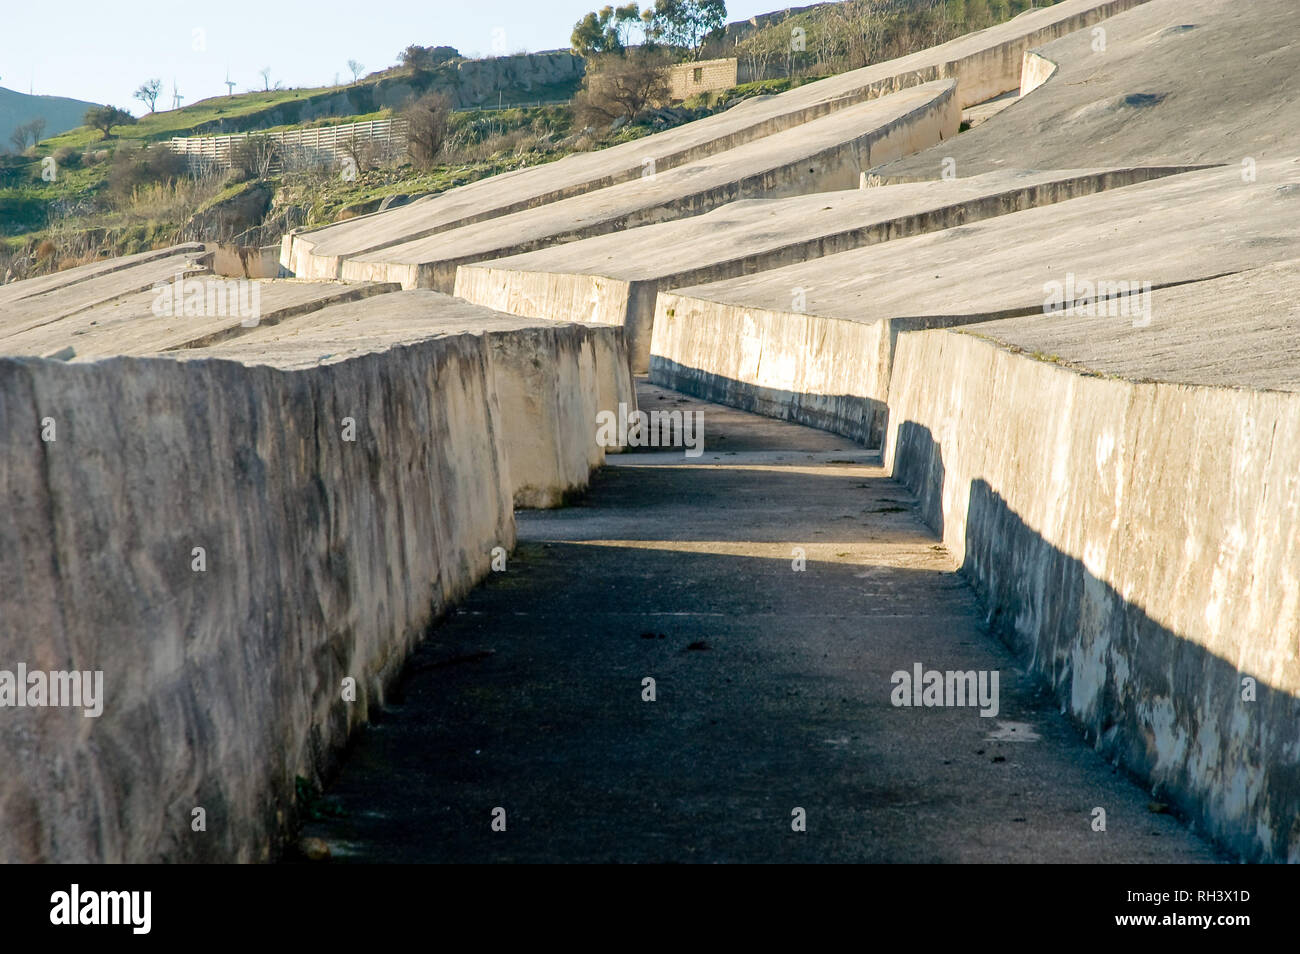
[883,286,1300,861]
[342,80,960,292]
[456,166,1187,372]
[648,161,1300,444]
[874,0,1300,181]
[0,287,634,861]
[0,336,514,862]
[185,289,637,507]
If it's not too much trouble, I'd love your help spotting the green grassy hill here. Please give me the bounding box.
[42,54,583,152]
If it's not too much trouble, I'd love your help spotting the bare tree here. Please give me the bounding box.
[574,49,671,126]
[737,19,789,80]
[133,78,162,113]
[258,67,272,92]
[405,92,453,167]
[234,135,279,180]
[347,59,365,84]
[9,118,47,152]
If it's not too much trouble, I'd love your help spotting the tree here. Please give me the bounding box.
[399,45,461,71]
[233,135,280,180]
[9,118,47,152]
[405,91,453,167]
[347,59,365,83]
[84,105,137,140]
[133,78,162,113]
[258,67,273,92]
[573,48,671,126]
[572,8,624,55]
[571,5,654,56]
[650,0,727,59]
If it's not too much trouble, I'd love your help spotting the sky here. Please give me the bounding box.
[0,0,785,112]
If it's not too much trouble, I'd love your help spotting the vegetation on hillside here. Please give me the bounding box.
[728,0,1060,80]
[723,0,1063,80]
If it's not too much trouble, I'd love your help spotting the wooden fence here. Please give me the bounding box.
[168,118,410,174]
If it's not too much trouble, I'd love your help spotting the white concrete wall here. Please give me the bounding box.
[1020,50,1058,96]
[0,315,632,861]
[468,166,1184,375]
[483,322,634,507]
[650,297,891,444]
[648,299,976,446]
[208,244,283,279]
[884,329,1300,862]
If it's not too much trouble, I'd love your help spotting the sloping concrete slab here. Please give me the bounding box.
[649,160,1300,443]
[340,81,960,291]
[0,278,400,359]
[455,164,1191,370]
[0,247,213,338]
[283,0,1145,280]
[874,0,1300,181]
[954,260,1300,392]
[0,243,206,306]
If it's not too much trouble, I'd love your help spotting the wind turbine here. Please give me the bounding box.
[224,70,235,97]
[172,80,184,110]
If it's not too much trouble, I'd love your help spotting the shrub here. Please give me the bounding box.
[231,135,281,180]
[107,145,189,204]
[405,92,453,167]
[573,49,672,126]
[53,146,83,169]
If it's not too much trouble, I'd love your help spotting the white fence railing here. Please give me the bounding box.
[168,118,410,174]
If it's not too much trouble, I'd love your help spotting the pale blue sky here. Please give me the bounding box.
[0,0,781,111]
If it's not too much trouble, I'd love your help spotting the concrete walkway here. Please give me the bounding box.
[300,382,1221,862]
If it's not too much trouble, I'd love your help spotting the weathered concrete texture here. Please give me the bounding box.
[0,244,205,306]
[455,165,1188,372]
[649,160,1300,443]
[0,247,213,340]
[209,244,284,279]
[957,261,1300,392]
[1019,50,1057,97]
[884,329,1300,862]
[961,89,1020,128]
[874,0,1300,182]
[281,0,1141,281]
[0,276,401,359]
[339,81,961,291]
[190,290,637,508]
[0,335,515,862]
[0,287,635,860]
[298,382,1220,863]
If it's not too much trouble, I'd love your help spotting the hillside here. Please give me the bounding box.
[0,86,100,152]
[40,52,583,152]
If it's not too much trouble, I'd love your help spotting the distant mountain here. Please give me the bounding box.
[0,87,101,152]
